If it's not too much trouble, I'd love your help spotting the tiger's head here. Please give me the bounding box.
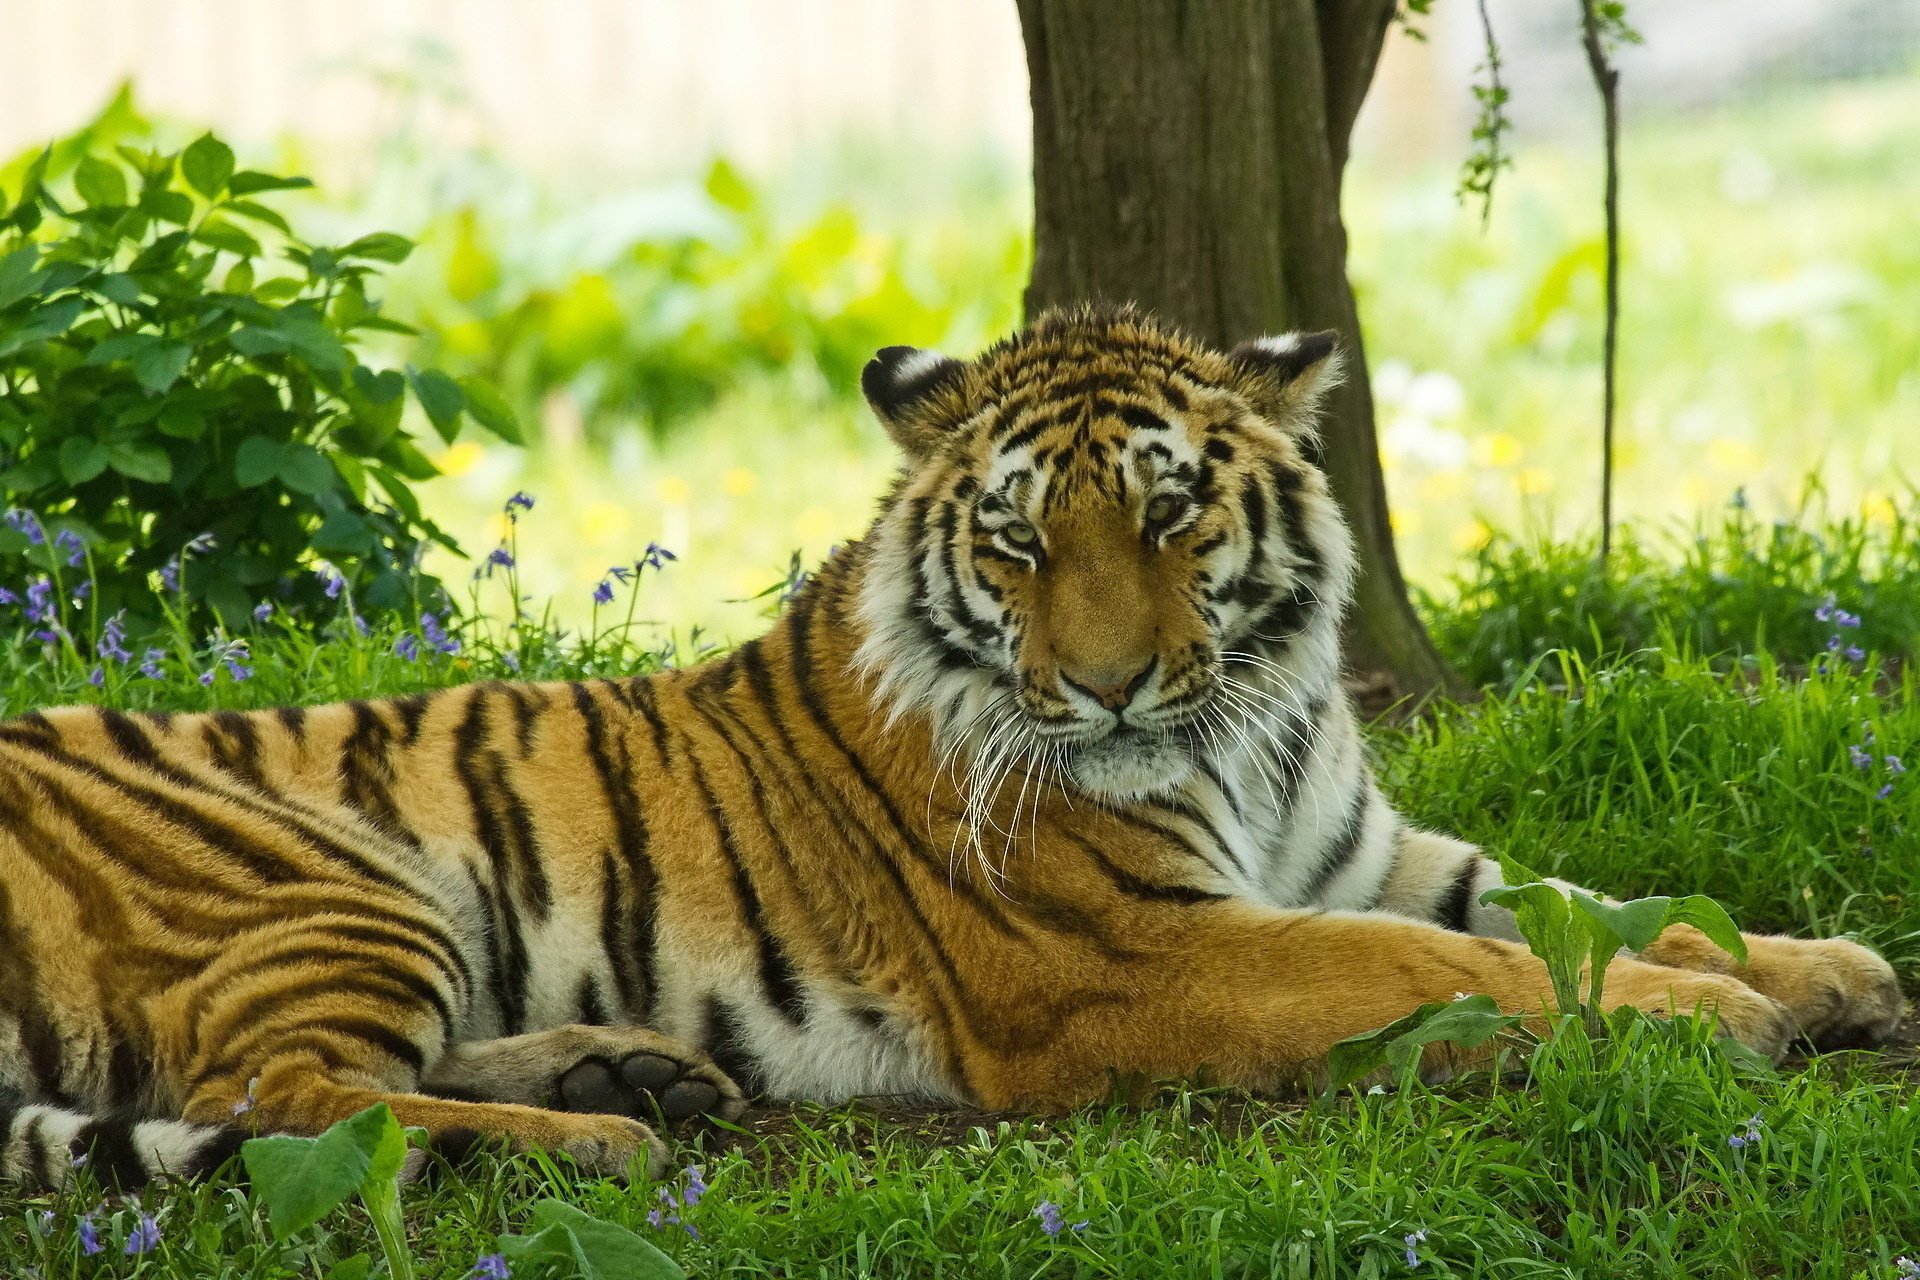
[853,305,1355,806]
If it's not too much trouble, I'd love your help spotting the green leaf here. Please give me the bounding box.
[276,309,349,371]
[1665,895,1748,966]
[0,245,43,309]
[196,218,263,258]
[73,156,128,208]
[240,1103,402,1241]
[105,440,172,483]
[278,443,336,496]
[235,437,285,487]
[85,331,162,367]
[457,377,523,444]
[339,232,415,264]
[224,260,255,295]
[498,1200,686,1280]
[227,170,313,196]
[231,325,292,357]
[59,436,110,484]
[94,272,141,305]
[0,296,87,358]
[407,367,466,443]
[131,340,193,395]
[323,1257,372,1280]
[220,199,292,234]
[158,404,207,439]
[128,229,191,273]
[352,366,407,406]
[1571,893,1674,954]
[314,510,374,554]
[1382,993,1517,1075]
[181,133,236,198]
[143,189,196,226]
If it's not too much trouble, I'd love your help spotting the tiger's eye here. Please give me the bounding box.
[1004,521,1038,546]
[1145,494,1183,525]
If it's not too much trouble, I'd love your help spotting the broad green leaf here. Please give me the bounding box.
[157,404,206,439]
[94,272,141,305]
[1382,993,1518,1074]
[1327,1001,1448,1091]
[458,376,523,444]
[339,232,414,264]
[704,157,756,213]
[240,1103,402,1241]
[1571,892,1674,954]
[1665,895,1748,966]
[323,1257,372,1280]
[231,324,292,357]
[0,296,87,357]
[142,188,196,226]
[278,443,336,496]
[220,199,291,234]
[0,245,43,308]
[314,510,374,554]
[235,436,285,487]
[407,367,465,443]
[85,331,164,367]
[498,1199,686,1280]
[196,218,263,258]
[74,156,128,208]
[223,260,255,295]
[181,133,236,197]
[59,436,110,484]
[105,440,172,483]
[352,365,406,405]
[128,229,190,273]
[130,340,192,394]
[226,170,314,196]
[276,309,349,371]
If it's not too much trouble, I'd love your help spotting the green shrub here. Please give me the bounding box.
[0,120,522,634]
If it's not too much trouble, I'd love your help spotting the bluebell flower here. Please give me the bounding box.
[0,586,16,606]
[421,612,459,655]
[54,528,85,567]
[640,543,677,571]
[77,1213,102,1256]
[160,558,181,592]
[232,1077,258,1116]
[316,566,346,599]
[1815,596,1836,623]
[1886,755,1905,775]
[1895,1254,1920,1279]
[5,508,47,546]
[682,1165,707,1209]
[592,579,616,606]
[183,532,217,555]
[470,1256,510,1280]
[198,670,216,687]
[71,580,90,603]
[253,601,274,622]
[394,632,422,662]
[24,576,54,624]
[487,546,515,571]
[1404,1228,1429,1268]
[1845,645,1866,663]
[124,1212,161,1255]
[88,666,104,688]
[1878,784,1895,801]
[139,648,166,679]
[606,565,635,585]
[505,491,536,514]
[1727,1113,1763,1149]
[1851,745,1874,770]
[99,611,132,663]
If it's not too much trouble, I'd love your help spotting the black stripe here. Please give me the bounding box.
[73,1117,149,1188]
[179,1124,249,1179]
[703,997,764,1095]
[1440,854,1483,934]
[685,748,808,1025]
[206,711,269,791]
[340,702,416,845]
[1299,781,1374,903]
[453,689,540,1033]
[570,682,658,1018]
[576,974,609,1026]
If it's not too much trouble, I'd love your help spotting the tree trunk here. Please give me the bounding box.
[1016,0,1461,703]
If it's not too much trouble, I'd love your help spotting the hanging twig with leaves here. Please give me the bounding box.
[1577,1,1640,565]
[1459,0,1512,226]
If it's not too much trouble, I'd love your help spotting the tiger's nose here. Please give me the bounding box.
[1060,656,1157,712]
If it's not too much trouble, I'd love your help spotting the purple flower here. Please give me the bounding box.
[1727,1113,1763,1149]
[505,491,536,514]
[5,508,46,546]
[1828,635,1843,652]
[1851,745,1874,770]
[98,611,132,663]
[78,1213,102,1255]
[140,648,166,679]
[232,1077,258,1116]
[161,558,181,592]
[1815,596,1836,623]
[606,565,635,585]
[640,543,677,571]
[184,532,217,555]
[1896,1255,1920,1279]
[487,546,515,571]
[1033,1201,1086,1237]
[502,651,521,673]
[1845,645,1866,662]
[25,576,55,624]
[646,1208,666,1229]
[0,587,16,606]
[124,1212,160,1255]
[1886,755,1905,775]
[88,666,104,687]
[1878,783,1896,800]
[317,566,346,599]
[592,579,615,606]
[1837,610,1863,629]
[421,612,459,655]
[469,1254,510,1280]
[394,632,421,662]
[252,601,273,623]
[71,580,90,602]
[198,670,216,687]
[1404,1228,1429,1269]
[34,1209,54,1234]
[54,528,84,567]
[682,1165,707,1209]
[31,627,62,646]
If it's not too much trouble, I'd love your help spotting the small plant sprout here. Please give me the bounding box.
[241,1103,419,1280]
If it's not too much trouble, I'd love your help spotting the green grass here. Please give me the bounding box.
[2,526,1917,1278]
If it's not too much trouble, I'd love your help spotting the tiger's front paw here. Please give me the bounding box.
[1742,936,1906,1051]
[1606,965,1796,1062]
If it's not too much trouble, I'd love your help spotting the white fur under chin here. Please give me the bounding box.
[1065,734,1194,802]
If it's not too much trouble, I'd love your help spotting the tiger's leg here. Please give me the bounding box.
[976,904,1797,1110]
[1373,825,1906,1048]
[421,1026,747,1126]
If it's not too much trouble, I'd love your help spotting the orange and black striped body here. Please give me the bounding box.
[0,306,1902,1187]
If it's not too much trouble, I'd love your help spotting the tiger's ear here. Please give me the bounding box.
[1227,330,1343,435]
[862,345,968,459]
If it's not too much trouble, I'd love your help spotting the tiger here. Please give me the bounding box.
[0,304,1904,1189]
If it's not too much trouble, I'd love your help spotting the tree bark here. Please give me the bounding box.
[1016,0,1460,703]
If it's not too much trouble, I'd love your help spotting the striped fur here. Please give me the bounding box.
[0,306,1900,1188]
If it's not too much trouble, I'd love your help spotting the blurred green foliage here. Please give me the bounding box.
[399,156,1028,443]
[0,88,521,632]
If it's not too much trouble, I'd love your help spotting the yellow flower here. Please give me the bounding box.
[721,467,758,497]
[437,440,486,478]
[1419,470,1471,501]
[579,501,628,543]
[1452,518,1493,552]
[1705,437,1758,471]
[1861,491,1896,525]
[793,506,838,542]
[1517,467,1553,496]
[1472,433,1523,468]
[1389,506,1423,536]
[656,475,691,507]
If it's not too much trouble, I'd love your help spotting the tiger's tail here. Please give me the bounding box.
[1,1095,248,1189]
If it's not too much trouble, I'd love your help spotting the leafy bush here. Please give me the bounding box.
[402,157,1027,443]
[0,116,521,633]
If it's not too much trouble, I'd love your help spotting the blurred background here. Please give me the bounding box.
[4,0,1915,641]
